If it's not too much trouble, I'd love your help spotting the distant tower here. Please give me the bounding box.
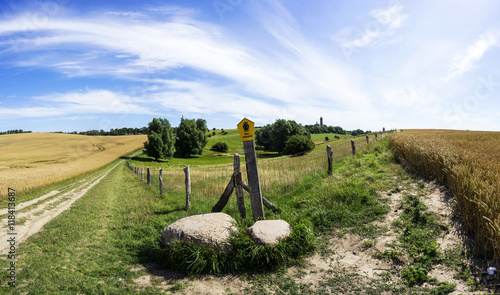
[320,117,323,127]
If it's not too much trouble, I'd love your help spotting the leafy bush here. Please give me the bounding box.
[283,135,315,155]
[210,142,228,153]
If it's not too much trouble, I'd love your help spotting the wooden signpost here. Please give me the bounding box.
[237,118,264,219]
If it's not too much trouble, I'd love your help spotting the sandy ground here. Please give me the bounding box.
[0,161,123,255]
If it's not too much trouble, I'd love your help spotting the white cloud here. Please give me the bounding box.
[0,107,65,119]
[9,1,500,131]
[334,3,408,49]
[34,89,152,116]
[104,11,147,19]
[146,5,197,16]
[446,31,499,81]
[0,6,375,124]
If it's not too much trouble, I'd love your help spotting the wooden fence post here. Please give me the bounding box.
[211,175,235,212]
[184,166,191,210]
[141,167,144,181]
[159,168,163,195]
[366,135,369,144]
[147,168,150,185]
[326,145,333,175]
[234,154,246,219]
[243,139,264,219]
[238,118,264,220]
[351,140,356,156]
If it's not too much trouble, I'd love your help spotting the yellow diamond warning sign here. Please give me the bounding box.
[237,118,255,142]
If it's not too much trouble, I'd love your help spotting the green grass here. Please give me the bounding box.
[144,140,398,275]
[204,129,245,156]
[3,135,482,293]
[310,133,351,143]
[130,129,357,169]
[1,139,396,292]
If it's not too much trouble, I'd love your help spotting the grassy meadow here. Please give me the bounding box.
[128,130,375,204]
[1,130,496,293]
[0,133,146,197]
[131,129,359,169]
[0,139,396,293]
[389,129,500,260]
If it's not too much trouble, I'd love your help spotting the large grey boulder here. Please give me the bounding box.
[248,220,291,246]
[161,213,238,252]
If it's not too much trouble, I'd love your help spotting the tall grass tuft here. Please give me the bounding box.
[389,130,500,261]
[147,221,316,275]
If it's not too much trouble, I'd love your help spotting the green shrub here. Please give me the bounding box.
[210,142,229,153]
[283,135,315,155]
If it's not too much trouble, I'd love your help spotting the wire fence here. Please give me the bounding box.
[126,132,391,209]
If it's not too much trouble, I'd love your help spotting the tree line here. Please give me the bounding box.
[304,124,346,135]
[76,127,148,136]
[0,130,32,135]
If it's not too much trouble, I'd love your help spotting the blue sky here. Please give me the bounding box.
[1,0,499,132]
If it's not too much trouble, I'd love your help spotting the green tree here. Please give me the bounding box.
[255,125,273,150]
[143,118,175,161]
[255,119,311,153]
[350,129,365,136]
[283,135,315,155]
[175,118,208,158]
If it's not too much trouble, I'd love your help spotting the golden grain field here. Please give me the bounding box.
[0,133,146,197]
[389,129,500,260]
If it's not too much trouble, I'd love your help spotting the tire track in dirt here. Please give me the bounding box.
[0,161,123,255]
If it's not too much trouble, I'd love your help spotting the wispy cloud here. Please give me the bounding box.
[104,11,147,19]
[146,5,197,16]
[33,89,152,116]
[334,3,408,50]
[0,107,65,119]
[445,30,499,81]
[0,4,375,126]
[2,1,499,131]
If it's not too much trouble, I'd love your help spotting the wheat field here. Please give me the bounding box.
[389,129,500,260]
[0,133,146,197]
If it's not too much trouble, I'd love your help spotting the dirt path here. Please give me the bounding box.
[0,160,123,255]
